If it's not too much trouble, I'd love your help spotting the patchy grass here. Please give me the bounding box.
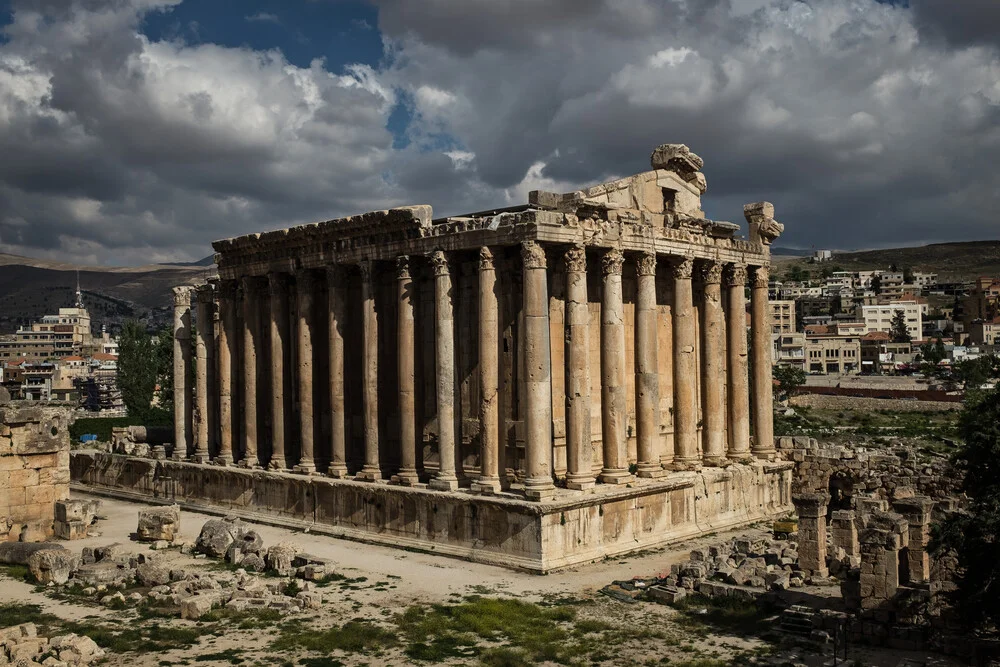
[200,607,284,630]
[671,595,772,637]
[271,619,397,655]
[0,603,59,629]
[194,648,246,664]
[0,564,32,582]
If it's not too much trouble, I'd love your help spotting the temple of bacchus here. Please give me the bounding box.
[72,144,793,572]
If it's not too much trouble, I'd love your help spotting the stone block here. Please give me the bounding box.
[647,585,687,604]
[136,506,180,542]
[180,594,217,620]
[27,549,78,585]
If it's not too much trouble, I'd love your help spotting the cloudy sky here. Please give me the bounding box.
[0,0,997,265]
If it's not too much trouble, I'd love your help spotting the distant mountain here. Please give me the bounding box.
[828,241,1000,281]
[159,255,216,267]
[770,246,815,257]
[0,253,212,335]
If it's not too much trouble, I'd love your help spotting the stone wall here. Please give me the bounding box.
[789,394,960,413]
[1,404,72,542]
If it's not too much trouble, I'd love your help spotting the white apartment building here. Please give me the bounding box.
[855,301,923,340]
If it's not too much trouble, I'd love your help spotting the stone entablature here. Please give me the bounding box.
[169,144,785,516]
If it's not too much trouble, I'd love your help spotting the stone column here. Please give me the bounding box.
[793,491,830,578]
[472,247,502,494]
[750,265,775,459]
[326,266,349,478]
[268,272,290,470]
[240,277,261,467]
[672,257,699,469]
[172,287,193,460]
[357,261,381,482]
[395,257,420,486]
[892,496,935,583]
[216,280,237,465]
[192,285,213,463]
[564,245,594,490]
[522,241,556,499]
[429,250,459,491]
[831,510,860,567]
[724,264,751,460]
[600,248,632,484]
[635,252,663,478]
[294,269,317,474]
[700,261,726,466]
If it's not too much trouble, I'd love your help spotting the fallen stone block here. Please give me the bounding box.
[647,585,687,604]
[0,542,63,566]
[74,562,133,587]
[196,518,242,558]
[136,563,172,587]
[136,506,180,542]
[27,549,78,585]
[180,594,217,620]
[266,544,300,573]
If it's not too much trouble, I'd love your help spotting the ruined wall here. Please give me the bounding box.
[789,394,959,413]
[1,403,72,541]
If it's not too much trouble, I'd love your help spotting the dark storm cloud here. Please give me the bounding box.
[910,0,1000,48]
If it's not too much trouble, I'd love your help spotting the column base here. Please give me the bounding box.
[392,469,421,486]
[429,475,460,491]
[599,469,634,485]
[170,450,188,462]
[293,461,317,475]
[215,454,233,466]
[268,458,287,472]
[727,451,752,463]
[701,456,726,467]
[150,446,167,461]
[327,464,349,479]
[524,479,556,501]
[355,467,383,482]
[565,474,596,490]
[753,450,777,461]
[636,462,666,478]
[191,452,211,464]
[671,458,701,472]
[239,457,260,469]
[471,478,503,494]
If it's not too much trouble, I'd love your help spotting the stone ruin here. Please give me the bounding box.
[1,401,71,542]
[72,143,796,572]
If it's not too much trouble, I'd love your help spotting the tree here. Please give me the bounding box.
[931,388,1000,628]
[153,326,174,413]
[890,309,911,343]
[919,337,947,377]
[773,365,806,401]
[871,274,882,295]
[117,320,157,419]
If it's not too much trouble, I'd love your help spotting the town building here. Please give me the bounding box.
[859,332,914,375]
[770,300,796,334]
[855,301,923,340]
[969,317,1000,346]
[772,332,805,369]
[804,322,864,375]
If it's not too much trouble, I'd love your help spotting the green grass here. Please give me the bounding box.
[200,607,284,630]
[272,619,397,654]
[194,648,245,664]
[0,564,31,582]
[0,603,59,629]
[671,595,771,637]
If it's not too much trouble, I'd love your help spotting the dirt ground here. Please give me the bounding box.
[0,492,965,667]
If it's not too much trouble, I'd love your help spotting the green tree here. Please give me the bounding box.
[773,365,806,401]
[117,320,157,419]
[889,309,911,343]
[871,275,882,295]
[919,337,947,377]
[153,326,174,414]
[931,388,1000,628]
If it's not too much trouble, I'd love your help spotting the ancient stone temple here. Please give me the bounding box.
[73,144,793,571]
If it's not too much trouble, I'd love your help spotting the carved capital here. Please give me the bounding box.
[670,256,694,281]
[724,264,747,288]
[359,259,374,283]
[268,272,290,297]
[564,245,586,273]
[699,261,723,285]
[479,246,495,272]
[601,248,624,277]
[430,250,450,277]
[521,241,547,270]
[636,252,657,277]
[396,256,411,281]
[172,285,193,307]
[751,265,770,289]
[744,201,784,246]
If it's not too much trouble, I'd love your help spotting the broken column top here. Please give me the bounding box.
[792,491,830,518]
[650,143,704,173]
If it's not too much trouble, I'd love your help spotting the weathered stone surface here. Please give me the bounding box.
[195,518,241,557]
[266,543,299,573]
[27,549,78,585]
[0,542,63,565]
[136,506,180,542]
[137,563,172,587]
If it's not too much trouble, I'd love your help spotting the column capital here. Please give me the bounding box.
[636,251,657,277]
[358,259,375,283]
[724,263,747,288]
[172,285,193,306]
[479,246,495,271]
[564,244,586,273]
[521,240,547,270]
[194,283,215,304]
[601,248,624,276]
[670,256,694,280]
[396,255,411,280]
[268,271,290,296]
[217,279,238,301]
[699,260,723,285]
[750,265,770,289]
[430,249,450,277]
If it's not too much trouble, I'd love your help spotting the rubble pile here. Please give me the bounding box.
[0,623,104,666]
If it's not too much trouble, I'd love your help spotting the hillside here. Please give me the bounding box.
[0,254,212,335]
[775,240,1000,282]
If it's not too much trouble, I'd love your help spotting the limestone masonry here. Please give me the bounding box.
[74,143,793,571]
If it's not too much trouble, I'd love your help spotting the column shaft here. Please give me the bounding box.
[600,249,632,484]
[216,281,236,465]
[672,257,699,469]
[429,251,459,490]
[268,273,290,470]
[725,265,751,459]
[635,252,663,477]
[564,245,594,490]
[326,267,349,478]
[750,266,775,459]
[240,278,260,467]
[192,286,213,463]
[395,257,420,485]
[522,242,555,499]
[472,248,502,493]
[172,287,193,460]
[700,261,726,466]
[357,261,382,481]
[294,270,317,473]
